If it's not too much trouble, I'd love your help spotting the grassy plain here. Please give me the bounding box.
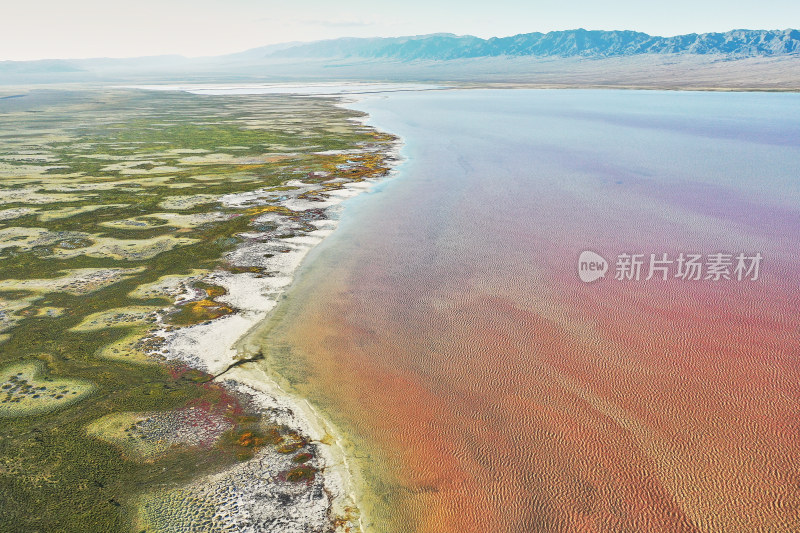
[0,88,394,531]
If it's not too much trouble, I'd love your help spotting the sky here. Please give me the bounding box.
[2,0,799,61]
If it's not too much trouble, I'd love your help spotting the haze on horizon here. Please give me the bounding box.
[2,0,799,62]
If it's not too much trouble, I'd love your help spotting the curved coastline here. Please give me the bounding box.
[147,87,408,531]
[221,142,406,532]
[233,104,407,532]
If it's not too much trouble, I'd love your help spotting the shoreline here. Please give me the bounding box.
[144,89,405,530]
[4,76,800,95]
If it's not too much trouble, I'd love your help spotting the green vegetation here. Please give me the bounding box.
[0,361,95,417]
[0,88,395,531]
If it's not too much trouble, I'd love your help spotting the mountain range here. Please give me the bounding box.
[263,29,800,60]
[1,29,799,89]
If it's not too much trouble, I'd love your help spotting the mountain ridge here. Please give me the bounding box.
[1,28,799,89]
[264,29,800,60]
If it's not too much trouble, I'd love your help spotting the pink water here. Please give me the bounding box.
[259,90,800,532]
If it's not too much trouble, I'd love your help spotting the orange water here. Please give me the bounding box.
[258,90,800,532]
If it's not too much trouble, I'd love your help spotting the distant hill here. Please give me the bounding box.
[0,59,84,74]
[266,29,800,60]
[1,29,799,89]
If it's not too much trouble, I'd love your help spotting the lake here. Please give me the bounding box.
[256,89,800,532]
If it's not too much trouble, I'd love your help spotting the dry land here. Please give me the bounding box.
[0,87,397,531]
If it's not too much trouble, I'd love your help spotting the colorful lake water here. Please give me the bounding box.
[257,89,800,532]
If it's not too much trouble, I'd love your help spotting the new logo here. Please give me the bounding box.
[578,251,608,283]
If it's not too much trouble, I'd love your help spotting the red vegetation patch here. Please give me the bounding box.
[281,465,316,483]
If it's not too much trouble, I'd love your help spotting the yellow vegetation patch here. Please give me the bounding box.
[0,267,145,296]
[244,204,294,217]
[96,327,162,365]
[87,406,231,460]
[0,227,61,252]
[178,153,290,165]
[0,188,85,205]
[0,361,95,418]
[129,270,210,300]
[158,195,219,210]
[41,177,176,192]
[35,307,65,318]
[101,212,227,231]
[0,229,196,261]
[168,298,233,326]
[164,148,211,155]
[0,162,64,178]
[0,207,38,221]
[99,218,167,231]
[99,161,181,175]
[324,125,352,135]
[150,212,229,228]
[135,489,223,532]
[37,204,129,222]
[53,235,199,261]
[0,296,38,332]
[190,174,263,183]
[70,306,161,332]
[86,411,169,459]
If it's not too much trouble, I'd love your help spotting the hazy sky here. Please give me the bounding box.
[2,0,798,61]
